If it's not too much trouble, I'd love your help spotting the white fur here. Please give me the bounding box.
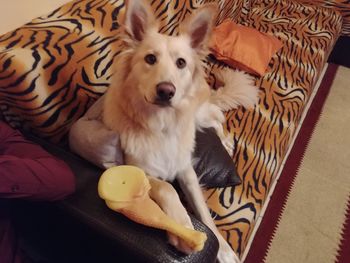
[103,1,258,262]
[211,67,259,111]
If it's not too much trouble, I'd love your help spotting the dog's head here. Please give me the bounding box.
[120,0,216,109]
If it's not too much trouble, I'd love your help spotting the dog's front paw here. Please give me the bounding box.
[217,249,240,263]
[165,209,196,254]
[167,232,195,254]
[217,236,240,263]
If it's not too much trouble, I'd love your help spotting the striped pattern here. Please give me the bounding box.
[0,0,342,258]
[296,0,350,37]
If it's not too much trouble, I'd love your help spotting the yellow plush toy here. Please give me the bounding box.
[98,165,207,252]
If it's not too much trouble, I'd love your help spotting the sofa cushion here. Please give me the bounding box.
[194,128,241,188]
[209,20,283,76]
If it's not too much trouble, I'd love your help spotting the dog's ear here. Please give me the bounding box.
[180,4,217,49]
[123,0,157,41]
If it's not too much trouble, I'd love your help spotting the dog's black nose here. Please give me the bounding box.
[156,82,176,101]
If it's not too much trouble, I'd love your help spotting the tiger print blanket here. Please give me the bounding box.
[297,0,350,37]
[0,0,342,258]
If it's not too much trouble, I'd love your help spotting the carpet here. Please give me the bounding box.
[244,64,350,263]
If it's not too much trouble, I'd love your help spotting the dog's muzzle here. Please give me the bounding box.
[154,82,176,107]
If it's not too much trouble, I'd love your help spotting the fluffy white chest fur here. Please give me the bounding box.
[119,108,195,182]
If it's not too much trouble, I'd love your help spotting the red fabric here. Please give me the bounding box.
[0,121,75,263]
[0,121,75,201]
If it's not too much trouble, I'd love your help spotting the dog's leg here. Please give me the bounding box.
[147,176,193,229]
[147,176,195,254]
[196,103,234,155]
[212,119,234,155]
[178,167,241,263]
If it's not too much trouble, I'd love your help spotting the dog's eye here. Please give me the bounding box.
[144,54,157,65]
[176,58,186,69]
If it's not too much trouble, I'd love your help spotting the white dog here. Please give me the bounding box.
[103,0,258,262]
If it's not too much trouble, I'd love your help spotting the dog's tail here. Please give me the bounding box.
[210,67,259,111]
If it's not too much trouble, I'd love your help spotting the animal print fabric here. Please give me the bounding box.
[201,0,252,25]
[296,0,350,36]
[0,0,342,258]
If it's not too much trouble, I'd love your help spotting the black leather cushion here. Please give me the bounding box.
[193,128,241,188]
[25,134,219,263]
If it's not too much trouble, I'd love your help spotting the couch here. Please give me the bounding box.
[0,0,345,261]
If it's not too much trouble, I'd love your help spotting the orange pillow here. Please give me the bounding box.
[209,20,283,77]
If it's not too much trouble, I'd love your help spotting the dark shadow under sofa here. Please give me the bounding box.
[0,0,346,262]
